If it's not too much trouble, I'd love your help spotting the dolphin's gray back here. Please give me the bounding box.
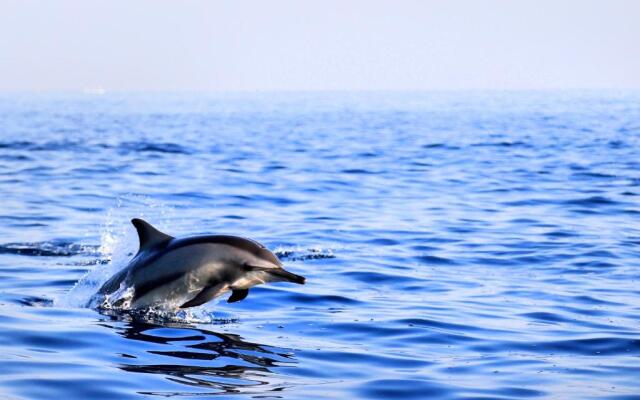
[170,235,282,267]
[133,234,280,274]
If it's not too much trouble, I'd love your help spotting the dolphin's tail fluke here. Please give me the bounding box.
[269,268,306,284]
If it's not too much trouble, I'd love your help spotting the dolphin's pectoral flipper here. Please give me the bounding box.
[179,284,227,308]
[227,289,249,303]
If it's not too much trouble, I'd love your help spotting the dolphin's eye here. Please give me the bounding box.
[242,263,255,271]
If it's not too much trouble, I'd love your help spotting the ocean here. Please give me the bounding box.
[0,91,639,399]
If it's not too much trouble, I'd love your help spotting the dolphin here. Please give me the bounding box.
[96,218,305,309]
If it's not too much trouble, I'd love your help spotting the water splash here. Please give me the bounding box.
[57,197,231,324]
[57,196,176,309]
[98,304,228,325]
[274,246,336,261]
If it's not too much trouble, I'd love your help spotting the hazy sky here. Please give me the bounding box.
[0,0,638,91]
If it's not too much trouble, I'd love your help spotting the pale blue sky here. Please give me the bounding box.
[0,0,638,91]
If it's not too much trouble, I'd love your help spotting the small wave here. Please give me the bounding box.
[572,171,617,179]
[230,194,302,206]
[356,378,453,399]
[0,140,83,151]
[116,141,193,155]
[1,293,54,307]
[341,168,378,174]
[544,230,579,238]
[522,337,640,356]
[342,270,422,286]
[470,141,530,148]
[519,311,571,324]
[0,241,100,257]
[0,140,34,149]
[422,143,460,150]
[17,295,53,307]
[564,196,619,206]
[0,154,33,161]
[285,292,360,305]
[416,254,457,265]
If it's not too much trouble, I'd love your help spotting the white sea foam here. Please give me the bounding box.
[57,195,174,309]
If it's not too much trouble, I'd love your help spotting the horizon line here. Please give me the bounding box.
[0,87,639,95]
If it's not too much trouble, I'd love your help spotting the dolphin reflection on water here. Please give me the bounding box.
[103,317,298,396]
[95,219,306,309]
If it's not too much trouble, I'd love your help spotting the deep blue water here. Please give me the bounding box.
[1,91,639,399]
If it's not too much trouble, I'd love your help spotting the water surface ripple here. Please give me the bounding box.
[1,92,639,399]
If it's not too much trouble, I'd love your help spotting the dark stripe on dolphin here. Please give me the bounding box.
[132,270,186,301]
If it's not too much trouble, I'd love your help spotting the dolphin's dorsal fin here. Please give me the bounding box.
[131,218,173,252]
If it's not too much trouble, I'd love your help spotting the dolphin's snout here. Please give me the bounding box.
[270,268,306,285]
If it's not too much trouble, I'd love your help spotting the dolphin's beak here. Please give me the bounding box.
[269,268,306,284]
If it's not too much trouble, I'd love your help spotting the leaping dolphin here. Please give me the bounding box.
[96,218,305,309]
